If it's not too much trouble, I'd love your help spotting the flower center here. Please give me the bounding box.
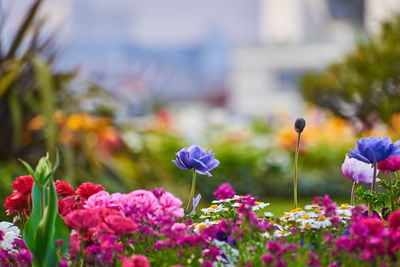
[317,216,326,222]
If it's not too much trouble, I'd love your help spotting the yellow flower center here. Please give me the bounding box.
[192,223,198,226]
[304,223,312,228]
[283,214,290,218]
[340,204,349,209]
[312,203,319,207]
[302,215,311,220]
[317,216,326,222]
[314,210,321,214]
[198,224,207,230]
[210,205,218,209]
[279,231,286,235]
[255,201,261,205]
[213,220,221,223]
[290,208,303,213]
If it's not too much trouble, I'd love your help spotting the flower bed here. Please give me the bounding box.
[2,134,400,266]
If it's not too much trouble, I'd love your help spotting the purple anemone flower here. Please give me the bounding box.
[342,156,379,184]
[173,145,220,176]
[347,136,400,164]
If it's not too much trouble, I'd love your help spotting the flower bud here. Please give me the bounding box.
[294,118,306,133]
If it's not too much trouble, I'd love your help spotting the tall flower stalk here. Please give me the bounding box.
[187,169,197,210]
[388,172,395,211]
[369,163,377,214]
[351,182,356,206]
[293,118,306,209]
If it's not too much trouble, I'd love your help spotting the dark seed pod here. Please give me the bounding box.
[294,118,306,133]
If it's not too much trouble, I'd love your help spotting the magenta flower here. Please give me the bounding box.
[213,183,236,200]
[173,145,220,176]
[342,156,378,184]
[377,155,400,173]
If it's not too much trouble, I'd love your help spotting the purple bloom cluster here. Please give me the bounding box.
[0,237,32,267]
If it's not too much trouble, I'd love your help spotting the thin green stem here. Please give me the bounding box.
[294,132,301,209]
[369,163,377,215]
[186,169,197,211]
[351,181,356,206]
[389,172,395,211]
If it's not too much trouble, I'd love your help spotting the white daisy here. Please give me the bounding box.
[336,204,353,217]
[304,203,321,210]
[296,215,314,225]
[201,204,227,214]
[264,212,274,218]
[273,229,290,237]
[314,216,331,228]
[252,201,270,211]
[308,209,323,218]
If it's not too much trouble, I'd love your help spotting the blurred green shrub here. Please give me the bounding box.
[301,15,400,130]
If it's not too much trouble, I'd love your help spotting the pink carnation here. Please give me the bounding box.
[64,209,100,230]
[84,191,111,210]
[122,190,158,217]
[108,192,125,209]
[158,192,184,218]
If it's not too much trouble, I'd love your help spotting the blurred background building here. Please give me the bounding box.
[3,0,400,118]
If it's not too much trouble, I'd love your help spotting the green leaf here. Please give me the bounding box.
[23,183,42,265]
[19,159,36,181]
[35,179,58,266]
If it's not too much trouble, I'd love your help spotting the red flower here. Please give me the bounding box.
[388,210,400,231]
[11,175,34,195]
[377,156,400,173]
[122,254,150,267]
[64,209,100,230]
[4,175,34,215]
[54,180,75,197]
[4,192,30,215]
[76,182,104,200]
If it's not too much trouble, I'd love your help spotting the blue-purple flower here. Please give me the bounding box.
[173,145,220,176]
[347,136,400,164]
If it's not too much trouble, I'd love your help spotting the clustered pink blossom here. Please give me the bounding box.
[213,182,236,200]
[333,209,400,264]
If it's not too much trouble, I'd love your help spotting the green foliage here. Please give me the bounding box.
[301,15,400,129]
[355,173,400,214]
[21,154,70,267]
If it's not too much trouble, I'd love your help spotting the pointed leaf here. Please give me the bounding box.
[23,183,42,264]
[19,159,36,181]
